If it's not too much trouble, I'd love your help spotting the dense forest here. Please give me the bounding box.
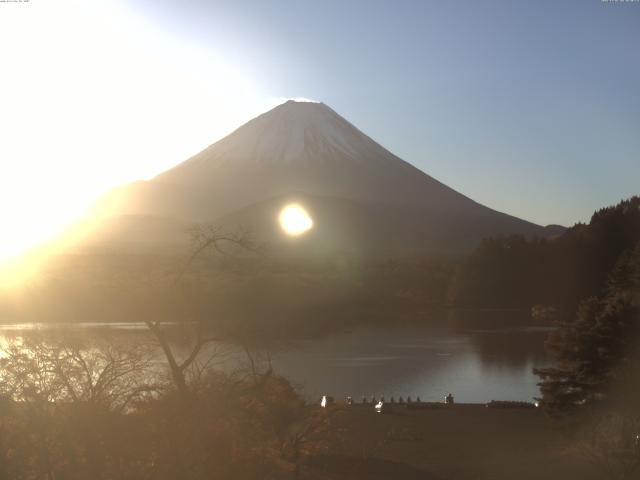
[449,197,640,318]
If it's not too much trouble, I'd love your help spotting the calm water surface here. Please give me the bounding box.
[269,323,550,403]
[0,318,551,403]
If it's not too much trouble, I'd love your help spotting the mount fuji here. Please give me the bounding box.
[88,100,556,257]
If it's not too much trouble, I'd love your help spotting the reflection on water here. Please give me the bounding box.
[0,314,551,403]
[269,322,550,403]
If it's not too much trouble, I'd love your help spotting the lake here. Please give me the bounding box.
[0,314,552,404]
[269,322,551,403]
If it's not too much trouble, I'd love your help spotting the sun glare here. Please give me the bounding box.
[279,204,313,236]
[0,0,267,266]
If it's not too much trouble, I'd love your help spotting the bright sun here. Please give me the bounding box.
[0,1,267,266]
[279,204,313,236]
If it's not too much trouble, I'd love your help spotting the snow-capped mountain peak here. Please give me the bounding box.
[171,100,400,171]
[93,99,550,256]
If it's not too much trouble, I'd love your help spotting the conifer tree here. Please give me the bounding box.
[535,242,640,415]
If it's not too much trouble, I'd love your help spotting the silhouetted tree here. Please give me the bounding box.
[535,242,640,480]
[0,331,157,410]
[535,242,640,414]
[145,224,259,396]
[0,331,160,480]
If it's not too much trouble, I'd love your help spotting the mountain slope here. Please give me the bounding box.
[89,100,554,256]
[214,192,551,258]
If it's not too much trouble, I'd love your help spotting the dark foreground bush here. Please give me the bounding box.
[0,334,335,480]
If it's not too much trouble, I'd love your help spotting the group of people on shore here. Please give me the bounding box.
[322,393,455,407]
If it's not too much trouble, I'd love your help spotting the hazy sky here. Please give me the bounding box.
[0,0,638,258]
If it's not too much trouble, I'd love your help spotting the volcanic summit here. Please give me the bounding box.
[90,100,553,256]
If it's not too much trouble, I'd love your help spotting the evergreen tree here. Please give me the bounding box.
[535,242,640,415]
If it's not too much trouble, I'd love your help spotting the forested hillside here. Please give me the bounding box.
[449,197,640,316]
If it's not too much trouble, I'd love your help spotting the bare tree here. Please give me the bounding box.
[0,331,158,411]
[0,331,160,480]
[144,224,259,396]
